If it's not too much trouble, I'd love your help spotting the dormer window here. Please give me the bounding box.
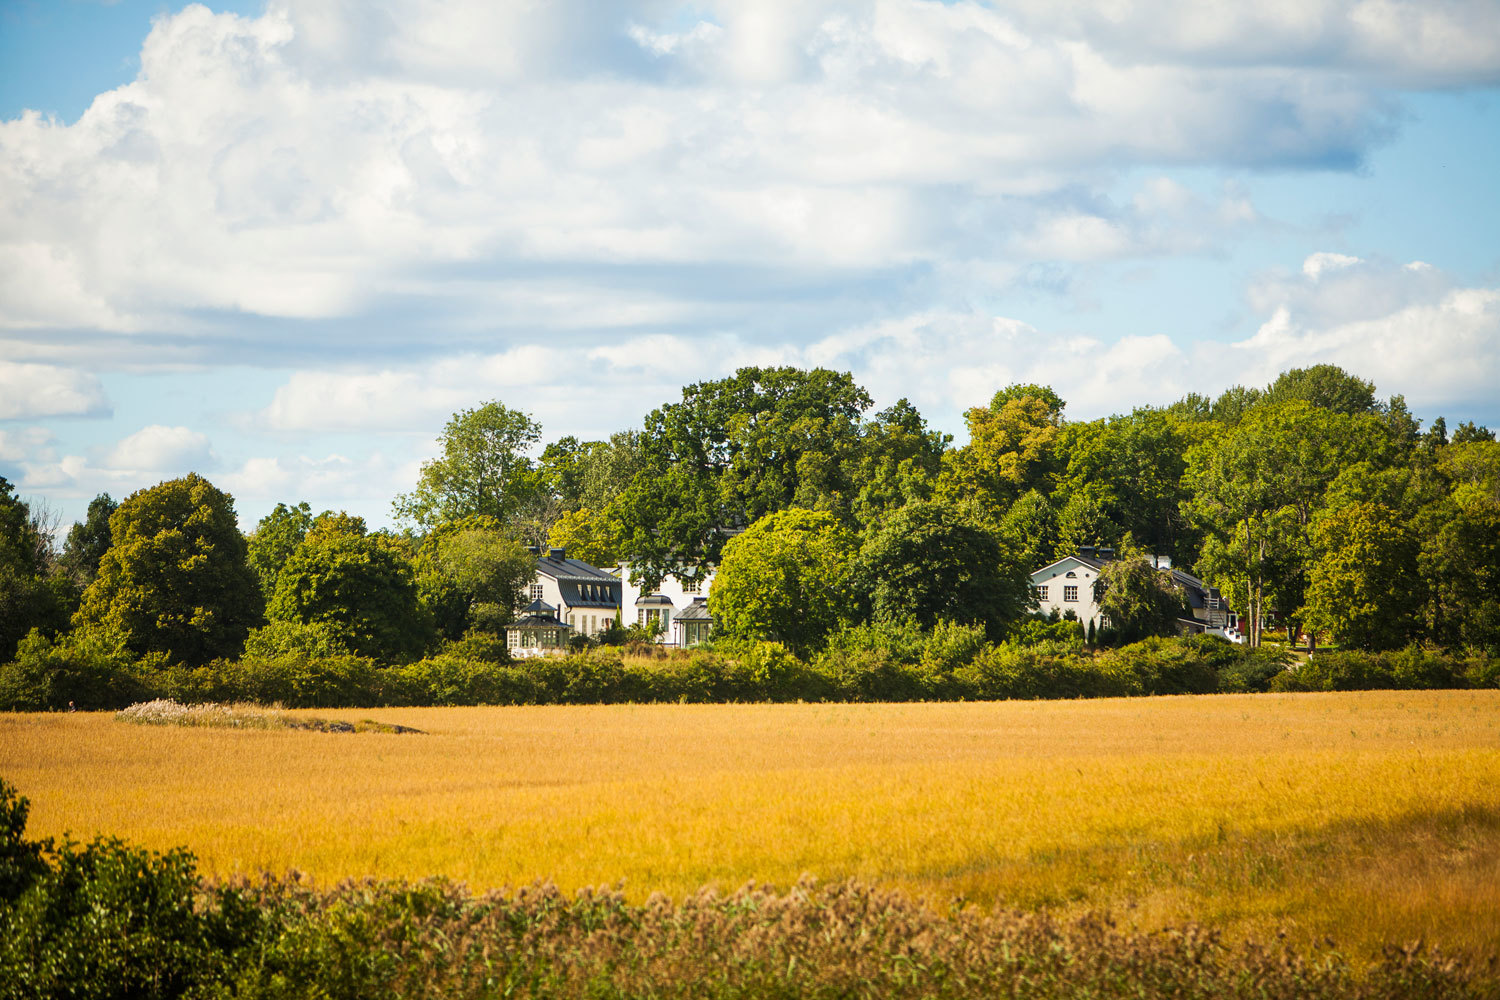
[1065,571,1077,579]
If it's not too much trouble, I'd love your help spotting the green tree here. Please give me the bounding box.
[1264,364,1378,414]
[415,516,535,641]
[1,478,73,662]
[708,509,856,656]
[245,501,313,599]
[1096,541,1187,644]
[936,384,1064,525]
[999,489,1059,574]
[1303,502,1422,651]
[57,493,117,587]
[853,499,1029,637]
[1450,421,1494,445]
[1417,478,1500,654]
[615,367,873,586]
[848,399,949,529]
[267,513,429,661]
[547,506,624,568]
[393,401,542,530]
[72,474,261,666]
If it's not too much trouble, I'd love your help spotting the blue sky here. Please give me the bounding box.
[3,0,1499,532]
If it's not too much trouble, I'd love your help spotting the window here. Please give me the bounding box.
[681,578,702,595]
[567,614,575,629]
[1034,585,1049,601]
[1065,571,1077,579]
[529,583,544,602]
[1064,585,1078,602]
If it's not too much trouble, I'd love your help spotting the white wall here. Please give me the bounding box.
[617,565,716,644]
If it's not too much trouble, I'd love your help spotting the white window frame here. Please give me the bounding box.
[1064,585,1079,602]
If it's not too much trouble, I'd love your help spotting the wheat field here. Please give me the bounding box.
[3,691,1498,961]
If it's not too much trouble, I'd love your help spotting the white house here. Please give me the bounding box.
[615,565,717,646]
[506,547,621,655]
[1030,548,1111,630]
[1029,545,1243,641]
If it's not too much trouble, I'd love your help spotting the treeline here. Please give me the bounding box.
[4,629,1495,713]
[1,363,1498,704]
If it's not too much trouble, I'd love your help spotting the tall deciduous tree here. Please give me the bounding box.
[853,499,1028,637]
[267,513,429,661]
[615,367,872,586]
[1096,542,1187,643]
[245,501,313,599]
[1303,502,1422,651]
[73,474,261,666]
[58,493,117,587]
[415,515,535,641]
[936,384,1064,525]
[1,478,74,662]
[709,509,856,656]
[393,401,542,531]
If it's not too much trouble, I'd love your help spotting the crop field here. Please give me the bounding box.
[3,690,1498,963]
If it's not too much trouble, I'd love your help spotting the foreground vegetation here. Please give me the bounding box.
[6,692,1498,967]
[4,792,1493,999]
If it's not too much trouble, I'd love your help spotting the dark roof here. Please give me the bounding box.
[675,598,712,621]
[535,553,620,584]
[558,579,620,609]
[512,609,567,629]
[635,593,674,607]
[522,598,556,615]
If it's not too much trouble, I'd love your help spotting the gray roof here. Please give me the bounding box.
[675,599,712,621]
[536,553,620,584]
[635,593,674,607]
[558,579,620,609]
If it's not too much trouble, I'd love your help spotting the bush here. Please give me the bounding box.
[0,628,150,712]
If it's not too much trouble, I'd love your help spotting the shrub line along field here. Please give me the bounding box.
[4,690,1499,965]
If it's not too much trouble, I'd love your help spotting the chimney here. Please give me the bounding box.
[1099,546,1115,561]
[1079,545,1096,559]
[527,545,540,556]
[549,547,566,561]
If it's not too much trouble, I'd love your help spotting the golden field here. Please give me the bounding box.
[3,691,1498,962]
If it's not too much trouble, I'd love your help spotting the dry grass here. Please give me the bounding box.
[3,691,1498,962]
[114,698,422,733]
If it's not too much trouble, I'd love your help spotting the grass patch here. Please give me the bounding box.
[114,698,422,734]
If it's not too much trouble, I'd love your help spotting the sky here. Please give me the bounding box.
[2,0,1499,533]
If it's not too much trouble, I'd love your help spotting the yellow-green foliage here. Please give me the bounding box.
[4,691,1499,963]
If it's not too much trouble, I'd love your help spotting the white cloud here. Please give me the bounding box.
[1232,265,1500,410]
[4,0,1488,356]
[1302,251,1362,279]
[0,362,110,419]
[0,427,54,463]
[105,425,215,475]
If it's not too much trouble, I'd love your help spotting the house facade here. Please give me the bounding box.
[1029,546,1242,642]
[616,566,717,646]
[506,547,621,654]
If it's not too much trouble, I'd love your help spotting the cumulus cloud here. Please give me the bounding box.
[1232,259,1500,411]
[4,0,1492,359]
[105,425,215,475]
[0,362,110,419]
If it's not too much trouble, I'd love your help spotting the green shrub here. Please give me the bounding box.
[0,628,151,712]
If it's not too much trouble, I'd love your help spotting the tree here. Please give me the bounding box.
[1,478,73,662]
[936,384,1064,525]
[547,507,624,568]
[245,501,313,599]
[1451,421,1495,445]
[848,399,949,529]
[1303,502,1422,651]
[1183,400,1390,646]
[73,474,262,666]
[1096,542,1186,644]
[615,367,873,586]
[1264,364,1378,415]
[853,499,1029,637]
[708,509,857,656]
[267,513,429,661]
[393,401,542,530]
[415,516,535,641]
[58,493,117,587]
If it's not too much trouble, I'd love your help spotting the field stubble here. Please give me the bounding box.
[2,690,1497,962]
